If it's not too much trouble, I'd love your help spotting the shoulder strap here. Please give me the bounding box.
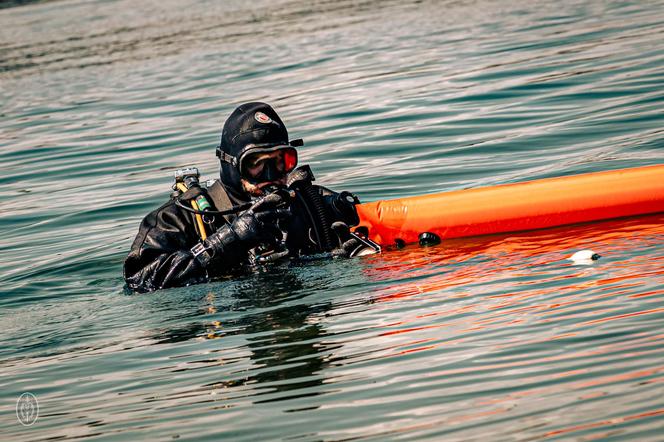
[206,180,235,225]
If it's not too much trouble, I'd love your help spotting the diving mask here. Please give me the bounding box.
[238,145,298,183]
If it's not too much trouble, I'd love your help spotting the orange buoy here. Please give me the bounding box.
[357,164,664,246]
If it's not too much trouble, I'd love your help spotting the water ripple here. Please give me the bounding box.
[1,0,664,440]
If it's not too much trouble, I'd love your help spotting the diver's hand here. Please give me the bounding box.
[192,191,290,267]
[330,221,378,258]
[231,191,290,246]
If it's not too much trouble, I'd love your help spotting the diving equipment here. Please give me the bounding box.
[216,102,304,200]
[286,165,378,256]
[287,165,337,251]
[356,164,664,246]
[238,145,298,183]
[173,167,211,240]
[191,191,291,268]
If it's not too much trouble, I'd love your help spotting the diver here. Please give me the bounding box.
[124,102,377,293]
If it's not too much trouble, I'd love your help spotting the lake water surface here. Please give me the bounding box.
[1,0,663,440]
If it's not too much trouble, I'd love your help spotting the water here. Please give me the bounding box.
[1,0,663,439]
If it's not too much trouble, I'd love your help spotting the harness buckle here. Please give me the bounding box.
[191,242,214,266]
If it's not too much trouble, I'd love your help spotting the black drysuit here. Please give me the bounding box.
[123,169,360,293]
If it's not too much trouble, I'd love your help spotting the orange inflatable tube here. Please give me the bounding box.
[357,164,664,246]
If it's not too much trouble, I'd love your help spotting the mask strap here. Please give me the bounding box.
[216,147,237,167]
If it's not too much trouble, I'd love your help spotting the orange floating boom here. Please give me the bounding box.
[357,164,664,246]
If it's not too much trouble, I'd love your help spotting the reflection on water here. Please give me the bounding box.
[1,0,663,440]
[154,271,335,405]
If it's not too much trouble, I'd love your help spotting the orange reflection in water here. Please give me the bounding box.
[365,214,663,292]
[363,214,663,304]
[357,214,664,359]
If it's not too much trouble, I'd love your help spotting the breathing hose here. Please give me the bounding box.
[305,184,335,250]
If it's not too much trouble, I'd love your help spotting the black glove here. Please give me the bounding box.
[192,191,290,267]
[330,221,379,258]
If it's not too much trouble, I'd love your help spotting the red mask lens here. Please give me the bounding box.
[283,148,298,173]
